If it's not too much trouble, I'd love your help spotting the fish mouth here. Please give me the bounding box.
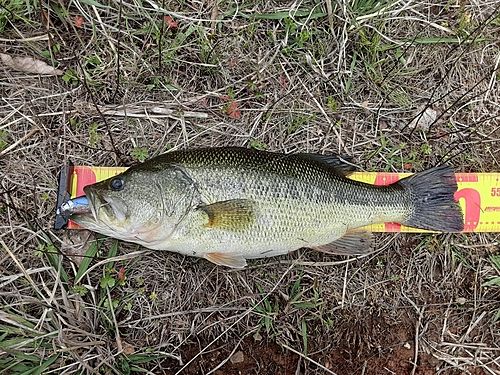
[69,189,101,227]
[83,186,127,223]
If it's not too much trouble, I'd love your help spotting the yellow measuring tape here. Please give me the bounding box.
[66,166,500,233]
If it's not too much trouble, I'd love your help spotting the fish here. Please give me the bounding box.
[67,147,464,268]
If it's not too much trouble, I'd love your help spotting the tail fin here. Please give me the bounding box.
[398,165,463,232]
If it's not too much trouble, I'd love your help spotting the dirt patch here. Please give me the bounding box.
[161,339,299,375]
[159,335,486,375]
[156,315,490,374]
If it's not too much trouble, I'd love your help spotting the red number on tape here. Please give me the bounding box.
[454,188,481,231]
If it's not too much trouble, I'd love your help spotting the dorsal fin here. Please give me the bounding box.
[295,153,356,176]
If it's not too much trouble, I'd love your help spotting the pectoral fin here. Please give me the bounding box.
[199,199,255,230]
[311,231,373,256]
[204,252,247,268]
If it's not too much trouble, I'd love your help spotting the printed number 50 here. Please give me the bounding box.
[491,187,500,196]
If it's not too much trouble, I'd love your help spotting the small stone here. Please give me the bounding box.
[456,297,466,305]
[408,107,438,131]
[122,341,135,355]
[230,350,244,364]
[403,342,411,350]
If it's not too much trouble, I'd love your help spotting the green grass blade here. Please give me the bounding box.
[74,241,99,282]
[483,277,500,287]
[45,251,69,283]
[490,255,500,271]
[300,320,308,355]
[105,240,120,269]
[26,354,59,375]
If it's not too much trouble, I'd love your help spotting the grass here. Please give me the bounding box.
[1,0,499,374]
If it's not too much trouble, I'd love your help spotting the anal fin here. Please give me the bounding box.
[311,231,373,256]
[204,252,247,268]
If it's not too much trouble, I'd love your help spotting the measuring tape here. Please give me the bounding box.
[350,171,499,233]
[60,166,500,233]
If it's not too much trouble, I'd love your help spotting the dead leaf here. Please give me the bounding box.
[0,53,63,75]
[278,74,288,91]
[226,100,241,119]
[117,266,126,282]
[163,15,178,29]
[404,162,413,170]
[221,95,241,119]
[75,15,84,28]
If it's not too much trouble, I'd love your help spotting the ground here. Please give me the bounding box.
[1,1,499,374]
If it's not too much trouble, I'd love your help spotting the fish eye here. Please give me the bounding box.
[110,177,124,191]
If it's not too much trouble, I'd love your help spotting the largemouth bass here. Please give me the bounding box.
[68,147,463,268]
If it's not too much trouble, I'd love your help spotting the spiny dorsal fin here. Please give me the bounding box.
[199,199,255,230]
[295,153,356,176]
[311,230,373,256]
[204,252,247,268]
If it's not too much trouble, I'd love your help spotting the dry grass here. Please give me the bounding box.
[1,0,500,374]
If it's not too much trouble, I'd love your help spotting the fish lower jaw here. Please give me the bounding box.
[72,216,134,242]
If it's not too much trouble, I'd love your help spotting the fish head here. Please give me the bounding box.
[71,165,197,244]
